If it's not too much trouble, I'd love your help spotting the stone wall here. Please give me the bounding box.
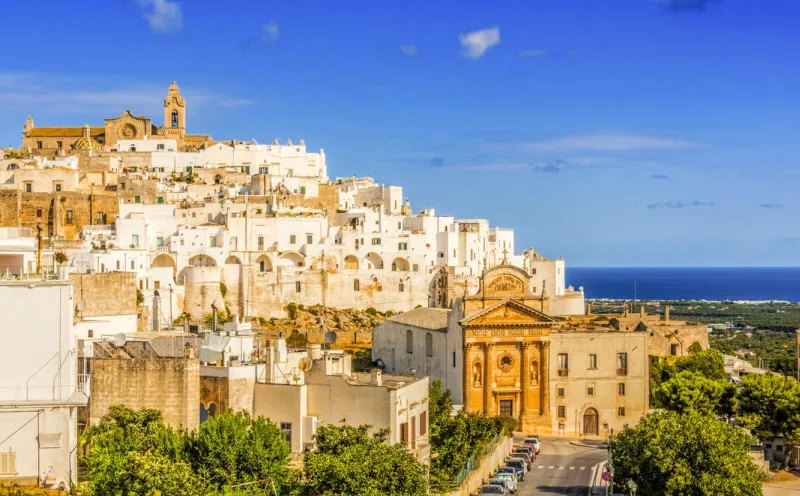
[200,375,255,415]
[71,271,137,319]
[89,357,199,430]
[446,435,513,496]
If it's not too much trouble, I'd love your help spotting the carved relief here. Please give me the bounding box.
[529,360,539,385]
[498,353,514,373]
[486,275,523,293]
[120,124,137,139]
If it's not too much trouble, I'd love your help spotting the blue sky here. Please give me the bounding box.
[0,0,798,266]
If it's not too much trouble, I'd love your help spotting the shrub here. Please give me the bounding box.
[287,302,298,320]
[219,282,228,298]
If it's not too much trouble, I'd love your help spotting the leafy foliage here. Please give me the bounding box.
[302,424,429,496]
[610,410,762,496]
[653,370,733,416]
[712,328,797,376]
[81,405,293,495]
[737,373,800,445]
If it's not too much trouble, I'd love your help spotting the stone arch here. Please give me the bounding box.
[472,361,482,387]
[7,163,18,170]
[214,174,222,185]
[529,360,539,384]
[344,254,359,270]
[151,253,177,270]
[189,254,217,267]
[278,251,304,268]
[256,255,273,273]
[225,255,242,265]
[391,257,409,272]
[583,407,599,436]
[364,252,383,270]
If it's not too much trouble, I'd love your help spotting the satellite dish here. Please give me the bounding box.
[113,333,127,347]
[324,331,338,345]
[76,300,87,312]
[298,357,313,372]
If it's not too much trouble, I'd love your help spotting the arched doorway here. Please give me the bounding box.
[583,408,599,436]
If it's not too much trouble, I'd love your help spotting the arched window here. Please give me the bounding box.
[406,330,413,354]
[200,403,208,424]
[172,111,179,128]
[425,332,433,357]
[208,403,218,417]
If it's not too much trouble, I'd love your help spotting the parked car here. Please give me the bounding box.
[495,466,519,481]
[511,450,532,469]
[515,444,535,457]
[493,467,518,493]
[490,475,517,494]
[522,436,541,455]
[500,464,523,482]
[478,483,508,495]
[505,458,527,480]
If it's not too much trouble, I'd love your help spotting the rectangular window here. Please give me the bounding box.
[452,351,456,368]
[37,141,42,149]
[557,406,566,419]
[295,281,301,292]
[157,196,164,204]
[557,387,565,397]
[398,242,408,250]
[130,260,135,270]
[557,353,569,377]
[258,236,264,250]
[618,407,626,417]
[499,400,513,417]
[54,183,62,192]
[154,281,160,290]
[617,352,628,376]
[412,264,419,272]
[289,234,296,244]
[116,260,120,270]
[36,208,42,218]
[96,212,105,224]
[280,422,292,444]
[300,186,306,194]
[57,141,63,149]
[209,235,217,248]
[24,182,32,193]
[587,386,595,396]
[259,166,268,174]
[132,234,139,247]
[670,343,678,356]
[0,452,17,475]
[399,280,405,292]
[306,234,313,244]
[134,195,141,203]
[354,279,360,292]
[65,210,74,225]
[157,236,164,247]
[588,354,597,369]
[372,238,381,245]
[618,383,626,396]
[419,412,427,436]
[287,168,294,177]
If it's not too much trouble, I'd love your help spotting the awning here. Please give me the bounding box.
[199,334,231,363]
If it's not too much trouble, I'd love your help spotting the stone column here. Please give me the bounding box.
[519,342,531,417]
[483,343,493,415]
[539,341,550,416]
[463,343,473,411]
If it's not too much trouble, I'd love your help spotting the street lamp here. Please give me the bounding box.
[627,479,638,496]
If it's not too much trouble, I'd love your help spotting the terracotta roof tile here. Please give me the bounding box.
[26,127,104,138]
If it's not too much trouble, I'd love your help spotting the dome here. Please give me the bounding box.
[73,136,103,150]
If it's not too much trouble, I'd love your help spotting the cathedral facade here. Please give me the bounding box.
[21,81,195,154]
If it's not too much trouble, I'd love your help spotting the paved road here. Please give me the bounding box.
[516,437,608,496]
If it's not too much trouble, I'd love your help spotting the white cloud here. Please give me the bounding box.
[262,19,280,42]
[0,72,253,114]
[524,133,703,152]
[401,45,418,56]
[519,49,548,58]
[136,0,183,34]
[459,27,500,59]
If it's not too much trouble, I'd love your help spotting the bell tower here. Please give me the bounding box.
[163,81,186,148]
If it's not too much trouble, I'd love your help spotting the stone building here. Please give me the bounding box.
[373,260,709,436]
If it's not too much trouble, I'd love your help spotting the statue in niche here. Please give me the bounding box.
[473,361,482,387]
[530,360,539,385]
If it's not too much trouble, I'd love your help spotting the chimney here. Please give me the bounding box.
[370,369,382,386]
[640,305,645,318]
[664,305,670,322]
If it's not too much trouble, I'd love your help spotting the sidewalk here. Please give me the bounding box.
[763,471,800,496]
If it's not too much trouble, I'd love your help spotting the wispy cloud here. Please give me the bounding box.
[0,72,253,114]
[759,203,784,209]
[519,49,548,58]
[459,27,500,59]
[655,0,721,12]
[647,200,715,209]
[135,0,182,34]
[401,45,418,56]
[525,133,704,152]
[262,20,280,42]
[651,174,669,180]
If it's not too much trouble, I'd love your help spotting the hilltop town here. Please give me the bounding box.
[0,82,789,495]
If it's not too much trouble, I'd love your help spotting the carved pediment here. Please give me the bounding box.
[486,274,523,293]
[461,299,557,326]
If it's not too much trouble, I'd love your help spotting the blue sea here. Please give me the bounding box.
[566,267,800,302]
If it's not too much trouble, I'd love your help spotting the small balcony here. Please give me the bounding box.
[557,368,569,377]
[617,368,628,377]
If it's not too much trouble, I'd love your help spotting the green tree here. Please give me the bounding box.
[738,373,800,452]
[302,424,429,496]
[678,348,726,381]
[428,380,453,440]
[610,410,762,496]
[653,370,732,416]
[770,354,797,377]
[189,411,291,491]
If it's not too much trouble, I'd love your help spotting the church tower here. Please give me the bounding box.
[163,81,186,148]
